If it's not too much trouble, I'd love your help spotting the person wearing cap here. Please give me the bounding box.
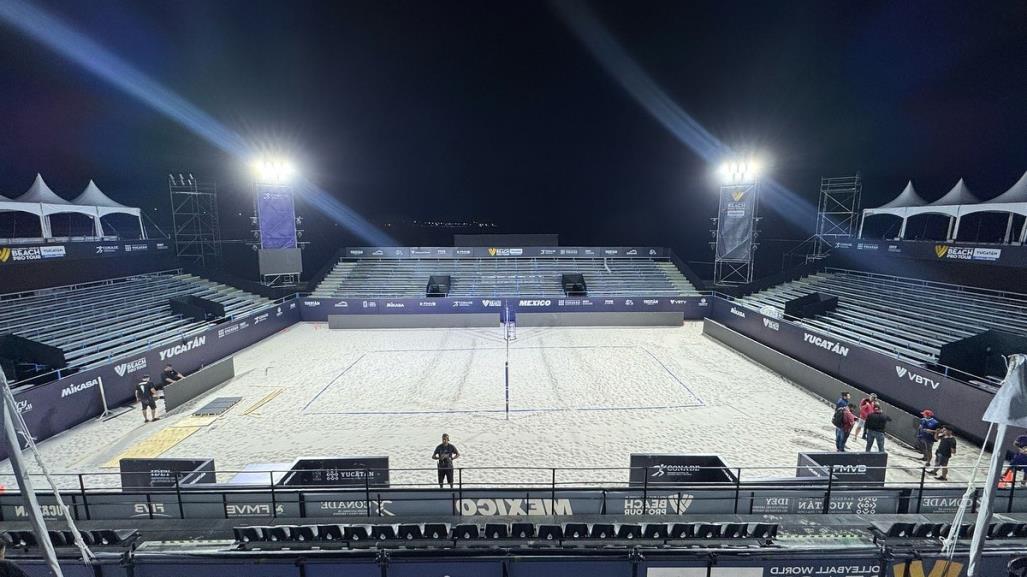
[917,409,939,463]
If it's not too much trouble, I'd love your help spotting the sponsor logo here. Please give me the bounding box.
[132,503,170,518]
[626,249,638,255]
[857,242,879,250]
[13,505,64,519]
[348,249,365,256]
[518,299,551,307]
[458,498,573,516]
[603,299,615,305]
[451,300,474,308]
[385,302,405,309]
[303,300,321,307]
[972,247,1002,261]
[371,249,384,256]
[559,248,579,255]
[14,399,33,414]
[362,301,377,309]
[669,299,686,305]
[731,190,746,201]
[480,299,502,307]
[159,336,206,361]
[410,249,432,256]
[276,307,283,317]
[540,249,557,255]
[945,246,975,260]
[333,301,348,308]
[895,366,941,390]
[643,299,659,305]
[394,249,404,256]
[156,242,169,250]
[114,357,147,376]
[218,323,241,339]
[803,333,849,357]
[487,247,523,257]
[887,244,901,253]
[833,464,868,474]
[289,302,296,309]
[583,248,596,256]
[934,244,948,258]
[124,243,148,252]
[95,244,119,254]
[649,249,657,255]
[225,504,286,517]
[436,249,447,255]
[763,317,780,331]
[890,560,963,577]
[61,376,102,398]
[418,301,437,307]
[651,464,701,478]
[319,499,394,517]
[39,245,66,258]
[455,249,473,256]
[604,249,619,255]
[10,247,42,261]
[0,247,10,262]
[253,313,270,324]
[835,241,853,249]
[624,299,634,306]
[699,297,708,306]
[729,307,746,318]
[623,492,693,515]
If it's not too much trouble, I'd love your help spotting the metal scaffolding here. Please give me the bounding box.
[169,173,221,267]
[712,179,761,285]
[812,174,862,261]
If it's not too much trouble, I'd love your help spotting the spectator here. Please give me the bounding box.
[929,426,956,481]
[917,409,939,464]
[853,393,878,440]
[836,392,851,409]
[162,364,184,387]
[833,404,855,452]
[863,403,891,452]
[1008,447,1027,487]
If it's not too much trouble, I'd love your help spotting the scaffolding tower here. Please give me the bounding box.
[169,173,222,267]
[812,173,862,261]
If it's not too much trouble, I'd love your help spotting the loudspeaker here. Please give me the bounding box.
[485,524,508,539]
[643,524,669,539]
[617,524,642,539]
[538,525,563,540]
[423,524,448,539]
[398,525,423,540]
[344,526,370,541]
[511,523,535,539]
[372,525,397,541]
[453,524,479,539]
[564,523,589,539]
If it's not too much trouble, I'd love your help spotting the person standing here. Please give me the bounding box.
[833,404,855,452]
[135,375,159,423]
[853,393,878,440]
[864,403,891,452]
[432,433,460,488]
[836,392,851,409]
[929,427,956,481]
[917,409,939,464]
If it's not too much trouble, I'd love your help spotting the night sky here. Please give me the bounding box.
[1,0,1024,277]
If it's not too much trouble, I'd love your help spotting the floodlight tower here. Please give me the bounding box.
[250,157,304,287]
[711,157,762,285]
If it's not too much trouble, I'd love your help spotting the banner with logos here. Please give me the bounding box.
[715,184,757,261]
[708,297,995,443]
[299,296,710,321]
[834,239,1027,268]
[341,246,667,259]
[0,238,173,267]
[0,299,300,463]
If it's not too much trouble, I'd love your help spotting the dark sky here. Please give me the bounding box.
[1,0,1025,275]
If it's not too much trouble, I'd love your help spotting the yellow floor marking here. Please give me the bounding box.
[102,426,200,468]
[243,388,283,415]
[170,415,220,428]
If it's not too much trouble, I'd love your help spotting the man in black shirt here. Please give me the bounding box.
[162,364,184,387]
[135,375,159,423]
[929,426,957,481]
[432,433,460,488]
[863,403,892,452]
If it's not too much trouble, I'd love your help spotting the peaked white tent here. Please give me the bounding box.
[72,180,145,238]
[0,178,46,236]
[859,172,1027,243]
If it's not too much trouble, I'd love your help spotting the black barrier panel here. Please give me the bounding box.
[939,329,1027,380]
[426,275,451,297]
[0,240,177,293]
[279,457,389,488]
[0,334,67,373]
[605,488,738,515]
[119,458,215,489]
[456,490,604,517]
[178,491,302,519]
[783,292,838,319]
[911,488,979,515]
[835,239,1027,269]
[299,295,710,321]
[79,493,182,521]
[709,297,1000,444]
[0,299,301,463]
[743,490,901,515]
[797,452,888,486]
[629,454,736,486]
[390,562,503,577]
[169,295,225,322]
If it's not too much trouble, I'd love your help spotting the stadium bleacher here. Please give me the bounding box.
[311,258,700,298]
[739,268,1027,365]
[0,271,271,374]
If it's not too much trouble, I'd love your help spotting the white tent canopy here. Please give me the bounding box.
[859,172,1027,243]
[0,174,145,240]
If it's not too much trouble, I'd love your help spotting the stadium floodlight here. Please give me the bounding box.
[250,157,296,184]
[717,155,764,185]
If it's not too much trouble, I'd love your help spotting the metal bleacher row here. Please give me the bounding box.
[739,268,1027,366]
[0,271,272,375]
[311,258,700,299]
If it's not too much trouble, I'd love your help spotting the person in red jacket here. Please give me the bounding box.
[834,405,856,452]
[852,393,878,440]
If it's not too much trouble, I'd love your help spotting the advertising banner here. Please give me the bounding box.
[629,454,736,485]
[0,238,173,267]
[342,246,667,259]
[256,186,298,249]
[299,296,710,321]
[119,458,215,489]
[279,457,390,488]
[715,185,757,261]
[796,452,888,485]
[834,239,1027,269]
[708,297,994,443]
[0,298,301,463]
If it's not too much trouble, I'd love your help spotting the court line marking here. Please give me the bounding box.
[640,347,706,406]
[301,353,366,412]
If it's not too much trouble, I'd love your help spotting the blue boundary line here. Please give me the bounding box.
[303,344,706,416]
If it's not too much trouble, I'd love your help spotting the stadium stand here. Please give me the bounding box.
[0,271,271,374]
[311,258,701,298]
[739,268,1027,365]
